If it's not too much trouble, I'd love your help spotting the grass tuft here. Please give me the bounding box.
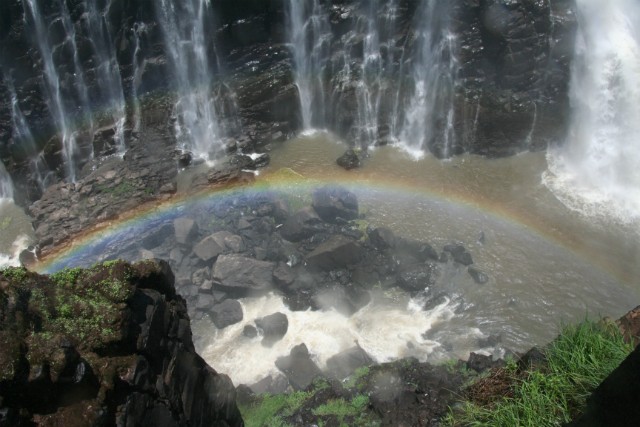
[445,319,633,426]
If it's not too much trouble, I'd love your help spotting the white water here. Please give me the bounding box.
[397,0,458,158]
[544,0,640,223]
[131,23,148,133]
[157,0,236,162]
[198,293,479,386]
[84,0,127,154]
[23,0,87,182]
[0,160,14,202]
[287,0,331,130]
[0,234,31,269]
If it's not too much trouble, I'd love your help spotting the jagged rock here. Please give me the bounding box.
[305,235,363,270]
[275,344,322,391]
[0,260,242,426]
[326,346,373,379]
[212,255,275,295]
[396,238,440,262]
[311,186,359,223]
[193,234,225,262]
[209,299,244,329]
[279,207,323,242]
[255,312,289,347]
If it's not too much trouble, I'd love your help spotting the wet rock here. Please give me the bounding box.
[397,262,440,293]
[174,218,198,245]
[212,255,275,295]
[249,374,290,395]
[209,299,244,329]
[326,346,373,380]
[279,207,323,242]
[275,344,322,391]
[192,235,225,262]
[311,186,359,223]
[255,312,289,347]
[141,224,174,250]
[396,238,440,262]
[468,266,489,284]
[305,235,363,271]
[336,149,361,170]
[368,227,396,250]
[243,325,258,338]
[466,352,503,373]
[443,243,474,266]
[616,305,640,345]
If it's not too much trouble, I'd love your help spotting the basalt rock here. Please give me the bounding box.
[0,259,242,427]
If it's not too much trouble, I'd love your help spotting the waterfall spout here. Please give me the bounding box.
[0,160,14,202]
[544,0,640,223]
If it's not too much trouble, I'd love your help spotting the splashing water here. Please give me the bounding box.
[0,160,14,202]
[544,0,640,223]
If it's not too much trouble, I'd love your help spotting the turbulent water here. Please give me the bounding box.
[544,0,640,223]
[0,160,14,201]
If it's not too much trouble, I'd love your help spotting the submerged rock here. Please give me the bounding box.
[312,186,359,223]
[336,149,361,170]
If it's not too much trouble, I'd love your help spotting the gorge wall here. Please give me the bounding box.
[0,0,577,206]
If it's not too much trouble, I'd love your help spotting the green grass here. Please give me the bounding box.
[239,391,312,427]
[445,320,634,426]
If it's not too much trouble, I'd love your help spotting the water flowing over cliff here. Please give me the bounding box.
[545,0,640,223]
[0,159,12,201]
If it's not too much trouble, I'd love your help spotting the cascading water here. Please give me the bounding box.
[23,0,91,182]
[544,0,640,223]
[83,0,127,154]
[396,0,458,159]
[7,79,52,191]
[157,0,235,162]
[0,160,14,202]
[131,23,148,134]
[286,0,332,130]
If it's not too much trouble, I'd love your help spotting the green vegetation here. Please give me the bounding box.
[0,216,12,231]
[0,266,28,283]
[312,395,371,422]
[343,365,370,389]
[239,391,312,427]
[445,320,634,427]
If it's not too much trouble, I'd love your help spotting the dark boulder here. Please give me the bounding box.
[306,235,363,271]
[209,299,244,329]
[255,312,289,347]
[212,255,275,295]
[311,186,359,223]
[326,346,373,380]
[468,266,489,284]
[397,262,440,293]
[275,344,322,391]
[336,149,361,170]
[279,207,324,242]
[443,243,474,266]
[174,218,198,245]
[368,227,397,250]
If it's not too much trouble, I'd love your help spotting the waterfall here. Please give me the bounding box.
[7,79,53,191]
[0,160,14,202]
[544,0,640,222]
[157,0,234,162]
[83,0,127,154]
[131,22,148,133]
[397,0,458,159]
[286,0,332,130]
[23,0,90,182]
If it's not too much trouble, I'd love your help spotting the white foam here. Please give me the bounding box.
[0,234,31,269]
[197,293,469,386]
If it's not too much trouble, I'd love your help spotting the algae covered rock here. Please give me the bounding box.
[0,260,243,427]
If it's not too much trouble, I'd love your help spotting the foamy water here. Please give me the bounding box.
[544,0,640,224]
[196,292,477,386]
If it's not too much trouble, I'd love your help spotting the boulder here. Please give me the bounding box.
[174,218,198,245]
[275,344,322,391]
[193,235,225,262]
[255,312,289,347]
[311,186,359,223]
[279,207,323,242]
[326,346,373,379]
[397,263,440,292]
[443,243,474,266]
[306,235,363,270]
[336,149,361,170]
[468,266,489,284]
[212,255,275,295]
[368,227,396,250]
[209,299,243,329]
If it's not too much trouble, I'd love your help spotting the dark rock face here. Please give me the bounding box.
[212,255,275,296]
[305,235,364,271]
[209,299,244,329]
[326,346,374,380]
[0,260,242,426]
